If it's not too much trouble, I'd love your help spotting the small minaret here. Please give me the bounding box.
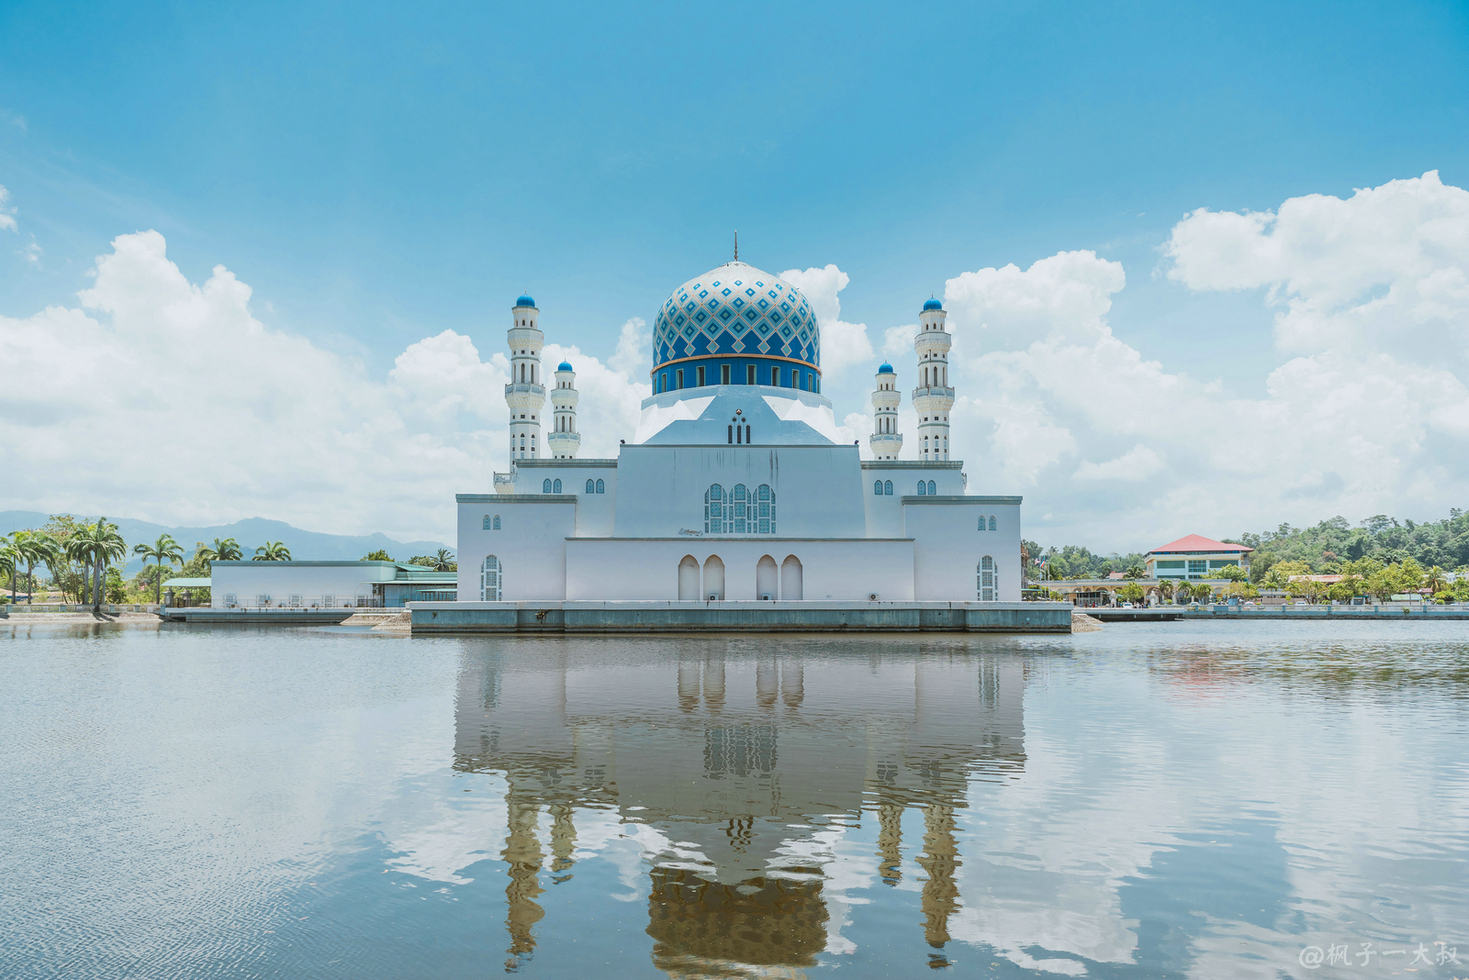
[505,294,546,466]
[912,297,954,461]
[869,362,903,460]
[548,360,581,459]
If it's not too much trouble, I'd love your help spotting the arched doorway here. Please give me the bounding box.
[678,556,699,600]
[977,555,994,601]
[703,556,725,600]
[756,555,778,600]
[781,555,803,600]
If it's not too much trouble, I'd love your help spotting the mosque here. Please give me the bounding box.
[456,257,1022,604]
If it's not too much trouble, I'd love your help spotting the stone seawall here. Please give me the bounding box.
[409,600,1073,634]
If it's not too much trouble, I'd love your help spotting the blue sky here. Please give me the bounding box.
[2,1,1467,548]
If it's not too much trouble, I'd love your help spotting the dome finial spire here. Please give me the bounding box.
[733,230,738,262]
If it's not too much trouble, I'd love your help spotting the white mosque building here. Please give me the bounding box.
[457,258,1021,604]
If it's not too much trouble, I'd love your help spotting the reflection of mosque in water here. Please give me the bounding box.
[453,640,1028,975]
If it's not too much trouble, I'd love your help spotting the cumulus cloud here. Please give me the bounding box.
[0,230,648,540]
[543,341,650,458]
[1073,444,1164,482]
[940,174,1469,549]
[882,323,917,359]
[780,264,874,375]
[608,316,650,377]
[0,183,16,232]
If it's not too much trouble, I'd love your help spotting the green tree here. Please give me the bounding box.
[432,548,456,572]
[67,518,127,610]
[197,538,243,562]
[0,534,16,602]
[362,549,393,562]
[133,534,183,604]
[1118,581,1145,603]
[1154,579,1176,603]
[14,531,58,604]
[1123,564,1146,579]
[252,540,292,561]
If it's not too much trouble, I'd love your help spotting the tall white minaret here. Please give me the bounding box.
[912,297,953,461]
[548,360,581,459]
[870,362,903,460]
[505,294,546,466]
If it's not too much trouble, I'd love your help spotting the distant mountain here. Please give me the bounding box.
[0,512,451,574]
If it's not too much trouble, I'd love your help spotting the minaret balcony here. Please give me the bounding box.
[911,385,955,401]
[504,383,546,397]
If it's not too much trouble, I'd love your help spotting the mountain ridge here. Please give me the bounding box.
[0,512,451,573]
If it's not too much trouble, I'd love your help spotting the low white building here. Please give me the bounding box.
[456,258,1023,603]
[208,560,457,609]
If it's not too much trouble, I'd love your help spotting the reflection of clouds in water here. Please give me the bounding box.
[943,665,1469,978]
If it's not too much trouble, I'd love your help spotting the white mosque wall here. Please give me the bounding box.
[904,497,1022,601]
[504,460,618,536]
[564,538,916,601]
[457,495,576,601]
[612,444,868,538]
[860,462,965,537]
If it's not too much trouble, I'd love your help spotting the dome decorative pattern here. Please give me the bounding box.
[652,261,820,373]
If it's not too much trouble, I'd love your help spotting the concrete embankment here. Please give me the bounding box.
[1083,604,1469,622]
[409,600,1074,634]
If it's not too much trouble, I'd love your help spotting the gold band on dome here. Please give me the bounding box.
[651,352,822,376]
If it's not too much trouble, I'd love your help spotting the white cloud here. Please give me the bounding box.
[22,238,41,265]
[939,175,1469,549]
[781,264,874,375]
[882,323,916,359]
[1073,444,1164,482]
[543,341,650,458]
[0,183,16,232]
[0,230,646,540]
[608,316,650,377]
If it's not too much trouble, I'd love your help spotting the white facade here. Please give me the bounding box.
[458,266,1023,603]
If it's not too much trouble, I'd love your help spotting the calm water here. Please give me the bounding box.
[2,622,1467,979]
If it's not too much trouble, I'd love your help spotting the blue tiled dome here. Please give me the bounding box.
[557,361,573,372]
[515,294,536,308]
[923,297,943,311]
[877,362,895,374]
[652,261,820,374]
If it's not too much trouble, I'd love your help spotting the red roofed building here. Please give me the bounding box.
[1145,535,1254,580]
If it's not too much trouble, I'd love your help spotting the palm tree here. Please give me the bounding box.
[69,518,127,611]
[252,540,292,561]
[15,531,58,605]
[134,534,183,604]
[431,548,456,571]
[0,534,15,604]
[1424,565,1448,596]
[197,538,243,563]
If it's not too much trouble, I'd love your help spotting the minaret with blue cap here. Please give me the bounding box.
[505,294,546,469]
[913,297,953,461]
[548,360,581,459]
[870,362,903,460]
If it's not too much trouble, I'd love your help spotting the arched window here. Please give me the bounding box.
[884,480,893,495]
[586,479,595,494]
[917,481,927,495]
[874,480,883,496]
[596,479,605,494]
[989,515,997,531]
[482,514,492,530]
[745,424,751,444]
[705,484,725,533]
[732,484,748,533]
[482,555,502,601]
[928,480,937,496]
[978,556,995,601]
[553,478,562,493]
[543,478,552,493]
[978,515,987,531]
[493,515,501,530]
[758,484,775,534]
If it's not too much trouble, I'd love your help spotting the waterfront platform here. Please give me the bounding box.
[156,607,359,625]
[1082,604,1469,622]
[409,600,1074,634]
